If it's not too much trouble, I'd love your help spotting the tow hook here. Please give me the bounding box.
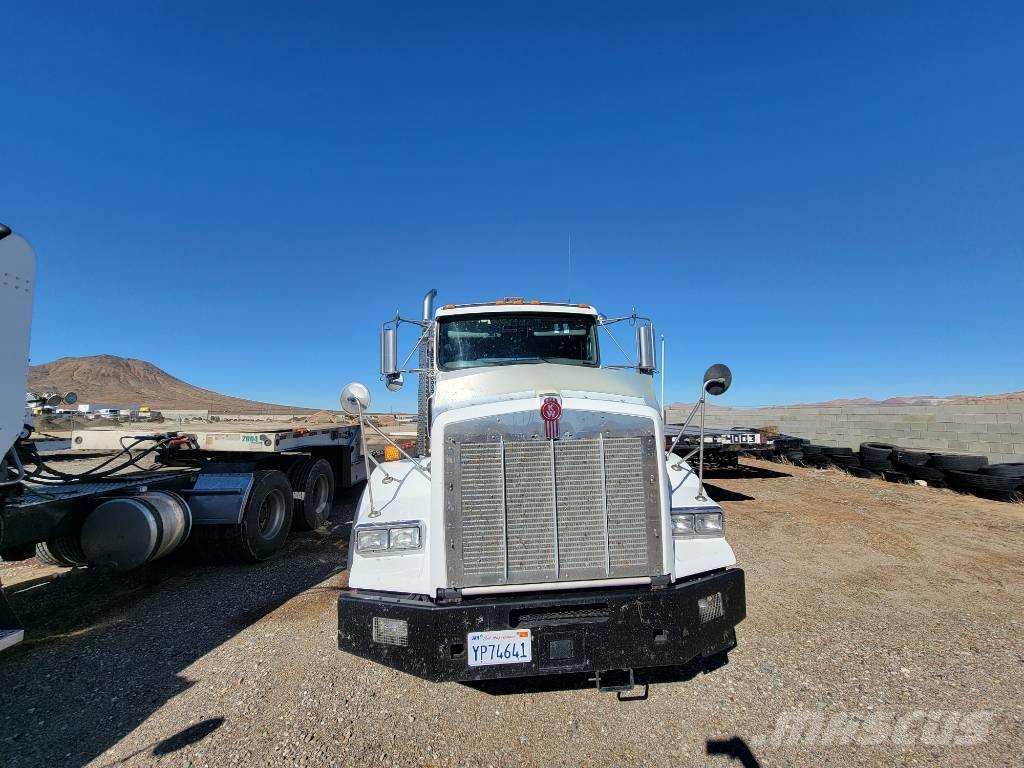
[590,668,649,701]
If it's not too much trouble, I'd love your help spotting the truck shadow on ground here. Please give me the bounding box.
[0,486,361,767]
[706,736,762,767]
[700,484,756,502]
[703,464,792,480]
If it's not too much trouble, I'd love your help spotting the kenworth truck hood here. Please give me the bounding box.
[433,363,658,417]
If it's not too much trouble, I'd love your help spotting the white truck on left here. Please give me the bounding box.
[0,223,363,651]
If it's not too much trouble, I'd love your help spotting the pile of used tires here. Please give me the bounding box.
[745,437,1024,502]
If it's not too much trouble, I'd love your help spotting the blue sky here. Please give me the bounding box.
[3,1,1021,410]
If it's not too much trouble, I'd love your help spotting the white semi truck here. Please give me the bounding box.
[337,292,745,692]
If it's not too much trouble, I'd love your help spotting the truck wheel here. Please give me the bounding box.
[221,470,293,562]
[288,458,335,531]
[35,536,88,567]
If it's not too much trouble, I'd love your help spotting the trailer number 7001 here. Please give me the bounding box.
[467,629,533,667]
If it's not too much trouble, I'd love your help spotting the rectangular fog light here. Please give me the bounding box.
[372,616,409,647]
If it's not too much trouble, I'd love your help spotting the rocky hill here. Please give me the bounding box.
[29,355,314,414]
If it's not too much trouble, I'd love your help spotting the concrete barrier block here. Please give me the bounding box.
[997,413,1023,424]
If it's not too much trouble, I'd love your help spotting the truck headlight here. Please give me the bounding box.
[694,512,724,534]
[356,528,389,552]
[671,509,724,538]
[388,526,421,550]
[355,523,424,554]
[671,513,695,536]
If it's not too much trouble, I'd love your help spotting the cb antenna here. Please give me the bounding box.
[567,231,572,303]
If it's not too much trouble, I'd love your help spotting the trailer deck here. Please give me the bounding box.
[70,423,362,454]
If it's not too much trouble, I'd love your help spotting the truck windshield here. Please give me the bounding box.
[437,312,599,371]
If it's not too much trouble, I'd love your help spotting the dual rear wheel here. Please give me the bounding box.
[216,459,336,562]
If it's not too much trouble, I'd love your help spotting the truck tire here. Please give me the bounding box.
[848,466,881,479]
[893,449,931,467]
[930,454,988,472]
[860,443,896,462]
[35,536,87,567]
[946,470,1022,494]
[288,457,334,531]
[221,470,294,562]
[981,463,1024,479]
[903,464,947,485]
[821,446,855,456]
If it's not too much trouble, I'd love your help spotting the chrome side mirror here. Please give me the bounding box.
[340,382,371,415]
[636,324,656,374]
[703,363,732,396]
[381,327,398,376]
[381,327,403,391]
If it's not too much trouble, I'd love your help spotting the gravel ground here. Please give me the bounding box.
[1,459,1022,767]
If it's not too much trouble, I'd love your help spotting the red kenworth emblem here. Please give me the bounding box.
[540,397,562,440]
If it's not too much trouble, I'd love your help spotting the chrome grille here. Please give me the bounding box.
[504,442,556,579]
[445,413,661,588]
[554,440,607,579]
[458,442,505,581]
[603,437,649,569]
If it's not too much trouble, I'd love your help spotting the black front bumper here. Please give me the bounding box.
[337,569,745,683]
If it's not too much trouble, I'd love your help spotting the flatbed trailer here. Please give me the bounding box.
[664,424,763,467]
[0,422,368,650]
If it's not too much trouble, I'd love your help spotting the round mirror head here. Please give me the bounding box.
[45,394,63,407]
[63,391,79,405]
[384,373,404,393]
[703,363,732,396]
[340,382,371,415]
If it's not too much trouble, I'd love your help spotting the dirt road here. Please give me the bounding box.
[2,460,1021,767]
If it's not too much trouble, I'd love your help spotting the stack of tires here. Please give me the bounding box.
[821,446,860,470]
[891,448,946,486]
[945,461,1024,502]
[799,444,830,468]
[859,443,896,475]
[772,437,806,464]
[752,436,1022,502]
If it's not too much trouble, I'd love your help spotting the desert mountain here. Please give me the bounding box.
[29,355,314,414]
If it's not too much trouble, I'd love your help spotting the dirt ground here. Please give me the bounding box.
[1,459,1021,767]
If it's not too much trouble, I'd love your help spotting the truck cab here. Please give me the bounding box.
[338,295,745,689]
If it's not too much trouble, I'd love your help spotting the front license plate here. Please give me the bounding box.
[467,629,532,667]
